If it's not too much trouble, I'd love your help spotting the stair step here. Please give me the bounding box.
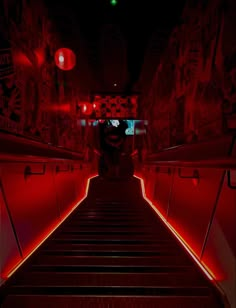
[7,285,212,296]
[42,243,181,251]
[47,239,176,245]
[57,230,152,235]
[39,250,186,257]
[53,233,166,240]
[60,226,164,232]
[10,271,205,287]
[32,255,192,267]
[1,295,221,308]
[26,265,195,273]
[64,223,158,227]
[0,176,223,308]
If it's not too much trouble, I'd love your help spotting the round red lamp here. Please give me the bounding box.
[55,48,76,71]
[80,102,93,116]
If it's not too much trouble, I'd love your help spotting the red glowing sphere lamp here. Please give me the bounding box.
[55,48,76,70]
[81,102,94,116]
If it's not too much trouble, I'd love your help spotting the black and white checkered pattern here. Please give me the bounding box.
[93,95,138,118]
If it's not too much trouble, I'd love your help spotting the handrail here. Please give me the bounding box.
[144,157,236,169]
[146,135,235,157]
[24,165,46,180]
[178,168,199,179]
[56,164,71,173]
[155,166,171,175]
[0,131,84,160]
[144,157,236,190]
[0,153,83,163]
[72,164,83,171]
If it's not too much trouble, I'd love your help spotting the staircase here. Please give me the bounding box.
[0,177,224,307]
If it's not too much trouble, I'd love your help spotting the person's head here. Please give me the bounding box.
[100,119,127,148]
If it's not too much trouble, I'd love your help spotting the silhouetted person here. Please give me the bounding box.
[98,120,128,178]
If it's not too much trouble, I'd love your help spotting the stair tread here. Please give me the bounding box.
[1,176,223,308]
[1,295,221,308]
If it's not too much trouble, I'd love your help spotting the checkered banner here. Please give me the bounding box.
[92,95,138,118]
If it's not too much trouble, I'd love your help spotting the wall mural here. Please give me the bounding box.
[0,0,88,152]
[0,0,23,134]
[0,37,22,133]
[141,0,235,151]
[193,0,224,140]
[0,0,52,138]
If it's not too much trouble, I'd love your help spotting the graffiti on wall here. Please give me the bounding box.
[141,0,236,151]
[0,0,43,137]
[0,36,22,133]
[0,0,92,153]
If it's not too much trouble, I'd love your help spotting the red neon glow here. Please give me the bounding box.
[34,48,45,66]
[131,149,138,157]
[54,48,76,71]
[131,96,137,104]
[43,104,71,112]
[4,174,98,279]
[80,102,93,116]
[13,51,32,66]
[133,174,217,282]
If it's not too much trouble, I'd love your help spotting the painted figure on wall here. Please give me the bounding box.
[222,51,236,131]
[0,35,22,133]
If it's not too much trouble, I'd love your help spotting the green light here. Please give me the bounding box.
[110,0,117,6]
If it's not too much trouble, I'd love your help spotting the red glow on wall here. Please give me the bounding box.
[42,104,71,112]
[58,104,71,112]
[35,48,45,66]
[54,48,76,71]
[13,52,32,66]
[3,174,98,279]
[131,96,137,104]
[133,174,221,282]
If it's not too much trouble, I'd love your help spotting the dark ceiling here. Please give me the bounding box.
[44,0,186,90]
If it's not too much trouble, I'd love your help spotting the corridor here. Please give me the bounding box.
[1,0,236,306]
